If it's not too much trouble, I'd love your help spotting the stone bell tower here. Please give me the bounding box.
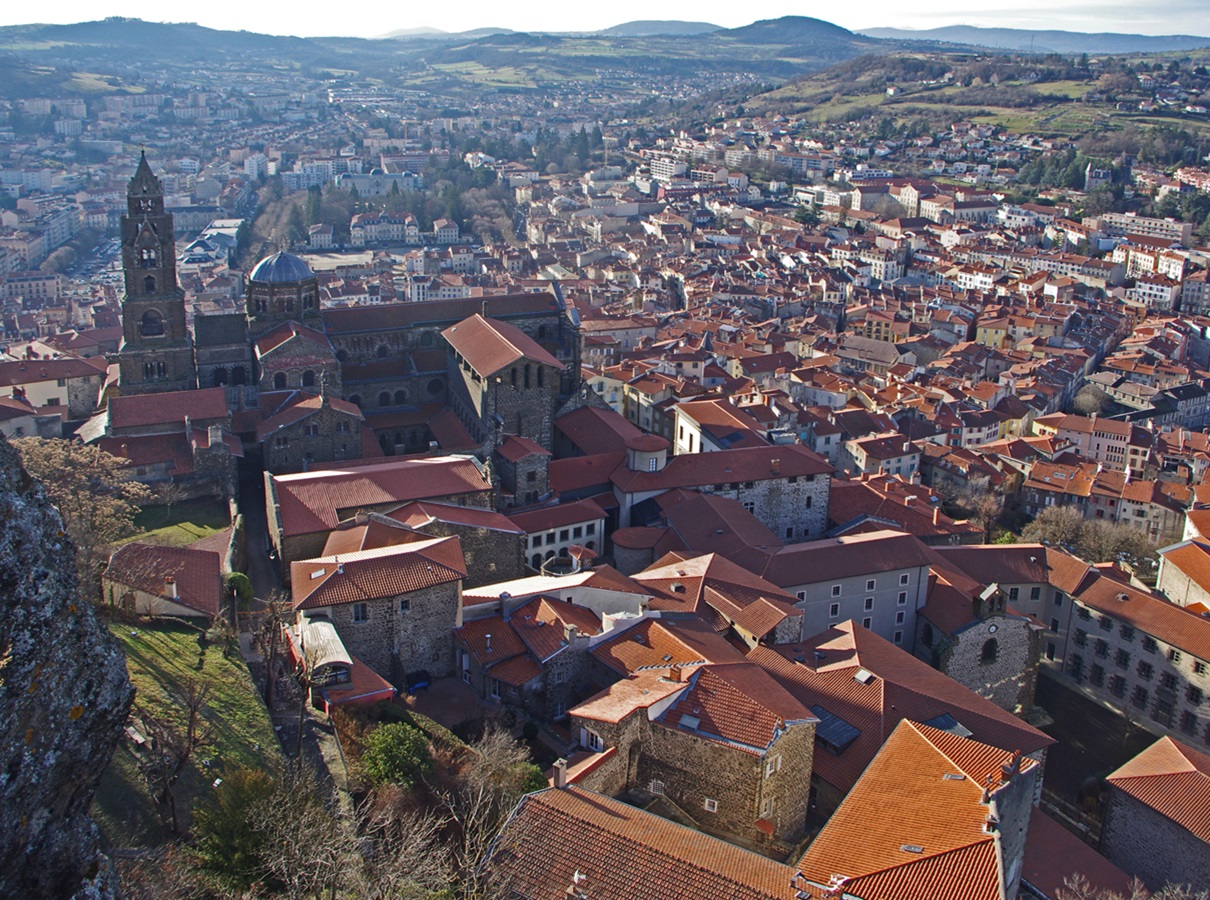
[117,151,196,395]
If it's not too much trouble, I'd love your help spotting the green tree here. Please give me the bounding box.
[362,722,433,788]
[190,766,276,889]
[225,572,253,608]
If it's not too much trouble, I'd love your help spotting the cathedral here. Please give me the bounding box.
[115,155,581,478]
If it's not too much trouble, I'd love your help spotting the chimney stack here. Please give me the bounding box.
[165,576,178,599]
[485,633,492,653]
[553,757,568,788]
[669,663,683,683]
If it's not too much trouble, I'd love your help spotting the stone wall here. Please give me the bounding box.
[1102,787,1210,892]
[935,614,1040,714]
[699,471,831,542]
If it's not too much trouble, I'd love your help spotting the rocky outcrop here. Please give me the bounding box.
[0,435,133,898]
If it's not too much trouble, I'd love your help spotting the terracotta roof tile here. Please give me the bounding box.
[442,313,565,377]
[290,536,465,609]
[108,386,227,430]
[104,543,223,617]
[1022,811,1133,900]
[485,786,799,900]
[1106,736,1210,843]
[271,456,490,538]
[796,721,1036,900]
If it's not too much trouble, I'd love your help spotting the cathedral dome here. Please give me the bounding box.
[248,251,315,284]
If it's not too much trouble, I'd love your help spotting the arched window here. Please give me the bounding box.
[273,372,287,390]
[981,638,999,665]
[379,392,391,407]
[394,390,407,405]
[349,395,362,407]
[232,366,247,385]
[143,275,156,293]
[532,554,543,569]
[140,310,164,336]
[524,364,531,389]
[139,246,157,268]
[537,367,544,388]
[377,345,389,359]
[336,349,348,362]
[427,378,444,396]
[143,362,154,379]
[212,367,229,387]
[302,370,316,388]
[156,361,166,378]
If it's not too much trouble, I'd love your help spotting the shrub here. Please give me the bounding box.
[190,767,276,889]
[361,722,434,789]
[225,572,253,607]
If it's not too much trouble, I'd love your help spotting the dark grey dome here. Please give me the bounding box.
[248,251,314,284]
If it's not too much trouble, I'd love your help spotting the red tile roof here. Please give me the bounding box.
[555,405,643,455]
[290,536,465,609]
[796,720,1037,900]
[1106,736,1210,844]
[612,443,833,494]
[485,786,799,900]
[253,320,332,356]
[387,500,524,534]
[271,456,490,538]
[589,617,743,677]
[108,386,228,430]
[508,498,605,534]
[1022,811,1133,900]
[104,543,223,617]
[761,529,935,588]
[749,621,1052,794]
[442,313,564,377]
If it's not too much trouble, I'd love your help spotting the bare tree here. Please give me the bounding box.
[432,724,544,900]
[259,591,291,709]
[157,480,188,523]
[1072,384,1110,416]
[1058,873,1208,900]
[356,787,453,900]
[133,679,213,835]
[249,766,359,900]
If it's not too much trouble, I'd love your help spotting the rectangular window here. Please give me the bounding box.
[1180,711,1198,736]
[399,598,410,613]
[1099,615,1113,632]
[1046,642,1056,661]
[1077,607,1091,621]
[1094,639,1109,660]
[831,585,842,597]
[586,523,595,535]
[1074,629,1087,647]
[559,529,570,542]
[894,630,903,644]
[1109,675,1127,698]
[648,457,658,472]
[796,591,807,601]
[862,617,872,629]
[1009,587,1020,601]
[1090,664,1105,688]
[1196,661,1208,676]
[1030,586,1041,601]
[866,579,876,591]
[829,602,840,619]
[1169,649,1183,664]
[1132,685,1149,709]
[352,603,368,623]
[900,573,910,586]
[585,729,604,752]
[704,798,718,813]
[1115,649,1130,669]
[1138,661,1154,681]
[1049,618,1060,632]
[573,526,583,539]
[864,597,874,611]
[1120,625,1135,642]
[1142,636,1158,654]
[895,611,905,625]
[898,591,907,605]
[1187,685,1204,706]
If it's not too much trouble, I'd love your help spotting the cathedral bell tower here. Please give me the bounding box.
[117,151,196,395]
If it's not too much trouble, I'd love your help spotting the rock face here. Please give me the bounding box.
[0,435,134,898]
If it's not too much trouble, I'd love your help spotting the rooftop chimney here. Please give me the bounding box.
[485,633,492,653]
[553,757,568,788]
[669,663,683,683]
[165,576,178,599]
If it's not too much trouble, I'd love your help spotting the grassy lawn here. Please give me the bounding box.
[128,497,230,548]
[92,620,282,848]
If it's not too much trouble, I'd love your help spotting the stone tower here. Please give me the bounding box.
[117,151,196,395]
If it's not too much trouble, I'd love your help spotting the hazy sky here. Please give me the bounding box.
[3,0,1208,39]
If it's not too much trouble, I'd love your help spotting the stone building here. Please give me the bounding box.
[509,499,607,572]
[386,501,527,588]
[442,313,566,456]
[1101,736,1210,892]
[254,320,341,396]
[117,153,196,395]
[193,311,252,395]
[917,559,1043,714]
[265,454,494,569]
[290,536,466,683]
[245,251,321,338]
[569,659,817,848]
[256,389,366,474]
[454,596,603,720]
[494,434,551,508]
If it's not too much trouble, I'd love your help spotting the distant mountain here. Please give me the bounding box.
[859,25,1210,54]
[377,26,449,39]
[722,15,859,45]
[599,20,721,37]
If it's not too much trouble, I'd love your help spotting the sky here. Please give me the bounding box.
[2,0,1207,39]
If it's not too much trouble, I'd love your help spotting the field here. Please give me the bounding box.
[92,620,282,847]
[128,497,230,548]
